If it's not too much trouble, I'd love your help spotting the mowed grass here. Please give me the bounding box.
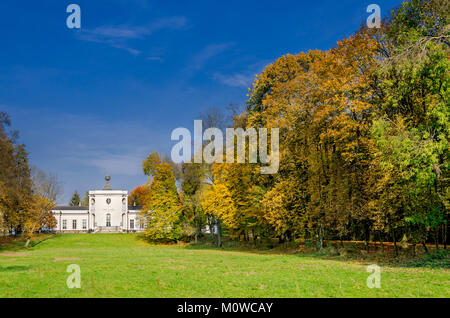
[0,234,448,298]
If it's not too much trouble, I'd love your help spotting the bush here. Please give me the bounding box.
[408,250,449,268]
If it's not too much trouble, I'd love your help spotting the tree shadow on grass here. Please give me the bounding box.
[134,234,148,243]
[134,233,182,246]
[0,234,56,253]
[290,246,450,270]
[0,239,26,252]
[0,265,31,272]
[181,238,450,269]
[183,239,304,256]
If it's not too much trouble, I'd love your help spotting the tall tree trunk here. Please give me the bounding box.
[422,241,429,254]
[378,232,384,254]
[435,228,440,250]
[24,238,31,248]
[316,225,323,251]
[252,229,258,246]
[209,218,215,242]
[392,229,398,257]
[364,223,370,253]
[216,220,222,248]
[444,223,447,250]
[411,243,416,257]
[284,232,289,249]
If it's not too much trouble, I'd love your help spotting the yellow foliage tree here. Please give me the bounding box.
[23,195,56,248]
[140,152,182,241]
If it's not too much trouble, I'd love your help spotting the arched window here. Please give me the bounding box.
[106,213,111,227]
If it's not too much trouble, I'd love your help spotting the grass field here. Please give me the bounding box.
[0,234,448,298]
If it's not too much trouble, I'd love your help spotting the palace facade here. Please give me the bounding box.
[52,176,144,233]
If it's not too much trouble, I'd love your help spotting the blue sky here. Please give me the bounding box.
[0,0,403,204]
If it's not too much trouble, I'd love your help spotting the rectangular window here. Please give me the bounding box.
[62,220,67,230]
[130,219,134,229]
[72,219,77,230]
[82,219,87,230]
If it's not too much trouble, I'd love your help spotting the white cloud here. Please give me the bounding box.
[212,60,270,88]
[77,16,188,55]
[190,43,234,71]
[212,72,254,88]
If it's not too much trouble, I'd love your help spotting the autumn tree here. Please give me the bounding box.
[370,0,449,253]
[140,152,182,241]
[129,184,151,206]
[180,162,208,243]
[23,195,55,247]
[193,105,238,246]
[21,168,60,246]
[0,112,33,235]
[180,0,449,254]
[0,112,58,242]
[246,26,382,249]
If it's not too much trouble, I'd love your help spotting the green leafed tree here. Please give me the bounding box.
[370,0,449,254]
[69,191,81,206]
[81,191,89,206]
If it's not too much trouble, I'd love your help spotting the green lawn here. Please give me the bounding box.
[0,234,448,297]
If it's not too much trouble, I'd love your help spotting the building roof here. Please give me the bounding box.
[53,206,88,211]
[52,205,142,211]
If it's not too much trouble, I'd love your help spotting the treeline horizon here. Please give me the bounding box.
[133,0,449,256]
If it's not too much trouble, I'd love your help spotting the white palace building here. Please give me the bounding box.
[52,176,144,233]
